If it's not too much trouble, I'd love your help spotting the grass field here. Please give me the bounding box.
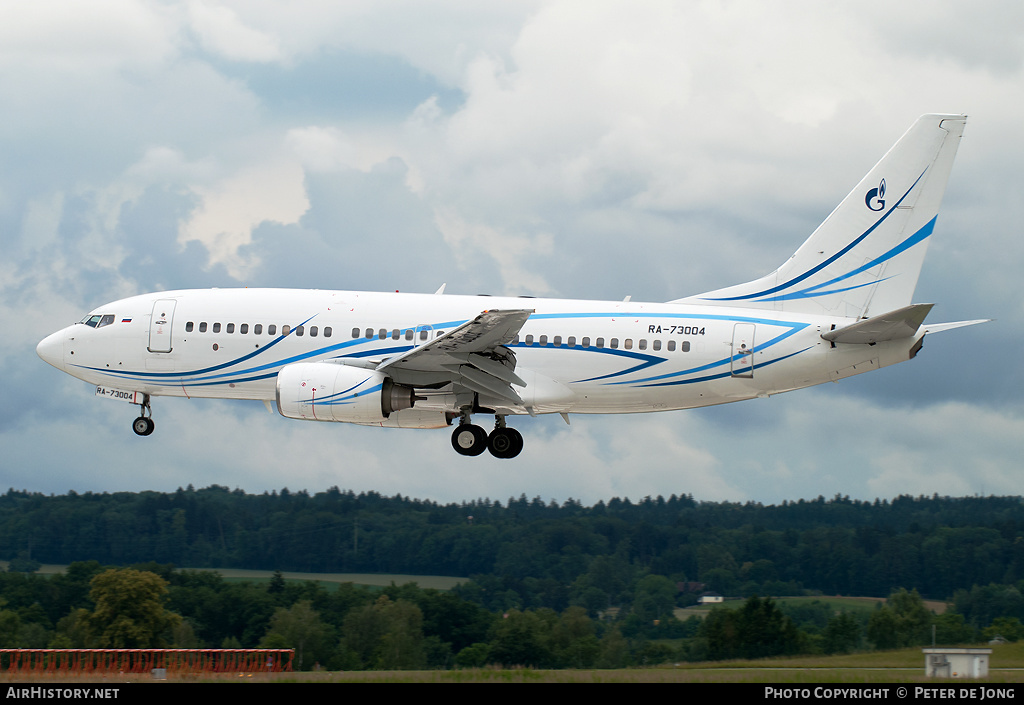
[675,594,948,621]
[203,642,1024,683]
[19,563,468,591]
[7,644,1021,684]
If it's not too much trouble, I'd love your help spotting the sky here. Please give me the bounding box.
[4,0,1022,507]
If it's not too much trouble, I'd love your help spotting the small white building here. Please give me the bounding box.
[698,592,723,604]
[922,648,992,678]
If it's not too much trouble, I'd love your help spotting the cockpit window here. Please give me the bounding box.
[80,314,115,328]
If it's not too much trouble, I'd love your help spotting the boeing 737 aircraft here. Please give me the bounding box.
[37,114,987,459]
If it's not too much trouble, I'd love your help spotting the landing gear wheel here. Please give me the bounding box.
[487,427,524,459]
[132,416,155,436]
[451,424,487,456]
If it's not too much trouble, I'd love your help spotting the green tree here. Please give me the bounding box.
[85,568,180,647]
[888,588,932,646]
[933,612,976,645]
[595,625,630,668]
[632,574,676,623]
[549,606,600,668]
[375,598,426,669]
[823,612,861,654]
[983,616,1024,643]
[0,609,22,647]
[454,642,491,668]
[338,595,426,670]
[700,596,802,661]
[867,605,899,649]
[260,599,333,670]
[487,609,555,667]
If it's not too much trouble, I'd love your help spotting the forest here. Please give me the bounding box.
[1,486,1023,668]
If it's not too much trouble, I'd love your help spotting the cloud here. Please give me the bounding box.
[6,0,1022,509]
[178,159,309,278]
[186,0,283,63]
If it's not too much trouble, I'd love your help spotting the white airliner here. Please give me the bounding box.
[37,114,987,459]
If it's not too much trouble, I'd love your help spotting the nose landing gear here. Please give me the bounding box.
[132,395,154,436]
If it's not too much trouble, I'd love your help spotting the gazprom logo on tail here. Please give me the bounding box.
[865,179,886,211]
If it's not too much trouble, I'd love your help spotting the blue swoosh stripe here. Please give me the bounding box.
[704,168,928,302]
[760,216,936,302]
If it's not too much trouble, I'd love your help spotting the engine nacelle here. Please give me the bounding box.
[276,362,417,424]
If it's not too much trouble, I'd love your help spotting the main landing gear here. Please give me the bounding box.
[132,395,154,436]
[451,414,524,459]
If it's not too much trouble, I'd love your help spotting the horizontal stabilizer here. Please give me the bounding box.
[822,303,934,344]
[924,319,992,334]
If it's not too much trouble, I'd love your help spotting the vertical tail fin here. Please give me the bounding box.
[673,114,966,318]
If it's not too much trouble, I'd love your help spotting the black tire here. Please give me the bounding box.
[451,424,487,456]
[132,417,154,436]
[488,427,524,459]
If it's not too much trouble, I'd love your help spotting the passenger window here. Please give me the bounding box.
[582,337,591,348]
[254,324,263,335]
[652,340,660,351]
[405,330,414,341]
[379,329,387,339]
[419,330,428,341]
[186,322,194,332]
[392,329,400,340]
[352,328,360,338]
[324,327,332,338]
[513,335,521,344]
[596,337,605,348]
[240,324,248,334]
[213,323,221,333]
[226,323,235,334]
[365,328,373,339]
[268,325,277,336]
[639,339,648,350]
[282,325,291,336]
[667,340,676,352]
[682,341,691,352]
[624,339,632,350]
[525,335,534,345]
[553,336,562,347]
[610,338,619,349]
[310,326,318,337]
[295,325,304,336]
[539,335,547,346]
[568,336,576,347]
[199,322,208,333]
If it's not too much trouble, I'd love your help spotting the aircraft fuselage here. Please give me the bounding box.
[37,287,913,415]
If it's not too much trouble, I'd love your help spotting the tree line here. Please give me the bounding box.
[3,487,1024,668]
[1,562,1022,669]
[2,486,1023,601]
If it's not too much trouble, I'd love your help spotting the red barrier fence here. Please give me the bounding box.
[0,649,294,675]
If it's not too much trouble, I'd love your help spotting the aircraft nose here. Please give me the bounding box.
[37,329,66,369]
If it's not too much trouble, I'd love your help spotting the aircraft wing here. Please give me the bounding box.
[375,309,533,404]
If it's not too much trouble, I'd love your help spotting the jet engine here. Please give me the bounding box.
[276,362,419,424]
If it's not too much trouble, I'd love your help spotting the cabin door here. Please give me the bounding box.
[148,299,177,353]
[730,323,755,378]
